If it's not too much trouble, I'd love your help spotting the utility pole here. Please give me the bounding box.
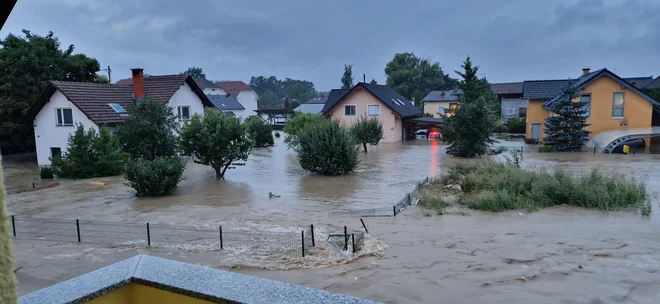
[100,65,112,84]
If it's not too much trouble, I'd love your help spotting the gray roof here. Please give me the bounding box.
[19,254,377,304]
[522,79,575,100]
[490,82,523,95]
[207,94,245,111]
[645,77,660,89]
[623,76,655,89]
[193,77,221,90]
[422,90,462,102]
[305,95,328,104]
[322,83,422,119]
[294,103,324,114]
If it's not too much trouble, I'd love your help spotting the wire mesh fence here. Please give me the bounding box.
[9,216,312,258]
[353,232,364,253]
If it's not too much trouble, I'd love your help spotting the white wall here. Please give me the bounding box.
[168,82,206,122]
[236,90,258,119]
[33,90,98,166]
[203,87,226,96]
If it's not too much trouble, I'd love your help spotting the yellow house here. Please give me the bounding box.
[421,90,462,118]
[524,68,660,147]
[321,82,425,142]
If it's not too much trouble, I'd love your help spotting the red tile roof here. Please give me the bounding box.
[215,81,252,97]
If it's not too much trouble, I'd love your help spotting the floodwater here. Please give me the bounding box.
[5,135,660,303]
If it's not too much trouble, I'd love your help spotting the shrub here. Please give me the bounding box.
[538,145,557,153]
[438,161,650,213]
[350,115,383,153]
[244,116,274,147]
[274,132,281,138]
[493,121,508,133]
[124,157,186,197]
[507,117,526,134]
[283,113,325,149]
[39,166,54,179]
[50,125,127,179]
[296,119,359,175]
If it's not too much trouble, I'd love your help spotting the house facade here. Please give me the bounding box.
[524,68,660,145]
[490,82,527,123]
[25,69,213,166]
[421,90,461,118]
[322,82,423,143]
[215,81,258,120]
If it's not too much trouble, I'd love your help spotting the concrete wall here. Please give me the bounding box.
[33,90,98,166]
[236,90,258,120]
[501,98,528,123]
[326,87,400,142]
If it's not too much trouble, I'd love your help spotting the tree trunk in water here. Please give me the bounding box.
[363,143,368,153]
[220,164,230,179]
[0,156,18,304]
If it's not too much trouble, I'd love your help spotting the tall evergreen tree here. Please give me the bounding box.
[341,64,354,89]
[543,85,591,151]
[443,56,497,157]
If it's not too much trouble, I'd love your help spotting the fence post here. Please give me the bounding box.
[76,219,81,242]
[360,218,369,234]
[343,226,348,251]
[393,205,396,216]
[310,224,315,247]
[407,193,411,206]
[351,233,356,253]
[11,215,16,237]
[146,223,151,246]
[301,230,305,257]
[219,226,224,249]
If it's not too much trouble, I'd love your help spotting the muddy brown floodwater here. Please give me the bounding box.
[5,135,660,304]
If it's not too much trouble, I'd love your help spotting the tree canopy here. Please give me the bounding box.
[350,116,383,153]
[342,64,354,89]
[115,99,179,160]
[385,52,448,106]
[0,30,103,153]
[181,66,206,79]
[249,76,317,109]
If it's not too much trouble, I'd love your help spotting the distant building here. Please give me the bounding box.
[421,90,462,118]
[490,82,526,123]
[215,81,259,120]
[293,94,328,114]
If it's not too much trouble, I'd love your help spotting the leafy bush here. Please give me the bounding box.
[274,132,281,138]
[538,145,557,153]
[180,110,253,178]
[507,117,526,134]
[295,119,359,175]
[124,157,186,197]
[350,115,383,153]
[436,161,650,213]
[244,116,273,147]
[493,121,508,133]
[50,124,127,179]
[39,166,54,179]
[283,113,325,149]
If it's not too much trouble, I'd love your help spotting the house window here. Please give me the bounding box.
[177,106,191,121]
[612,92,624,118]
[449,103,458,111]
[518,108,527,118]
[505,108,516,116]
[56,108,73,126]
[50,147,61,158]
[437,107,445,115]
[344,105,356,116]
[580,94,591,118]
[368,105,381,116]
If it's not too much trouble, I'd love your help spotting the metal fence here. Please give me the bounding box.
[330,176,431,217]
[9,216,319,258]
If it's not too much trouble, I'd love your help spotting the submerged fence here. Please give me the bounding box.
[330,176,431,217]
[9,216,327,258]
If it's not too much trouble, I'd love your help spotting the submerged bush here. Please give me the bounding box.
[295,119,359,175]
[434,161,650,213]
[244,116,274,147]
[39,166,54,179]
[124,157,186,197]
[538,145,557,153]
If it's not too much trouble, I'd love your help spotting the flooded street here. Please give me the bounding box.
[5,135,660,303]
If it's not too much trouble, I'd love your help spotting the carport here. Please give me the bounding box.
[402,116,445,140]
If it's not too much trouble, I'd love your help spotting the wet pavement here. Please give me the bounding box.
[5,135,660,303]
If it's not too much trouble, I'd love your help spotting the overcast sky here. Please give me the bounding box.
[2,0,659,91]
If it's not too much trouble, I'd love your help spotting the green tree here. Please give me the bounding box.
[443,56,498,157]
[124,157,186,197]
[385,52,445,107]
[115,99,179,160]
[0,30,101,153]
[258,90,280,109]
[350,115,383,153]
[642,87,660,103]
[296,119,359,176]
[543,85,591,151]
[249,76,317,109]
[181,66,205,79]
[283,113,325,149]
[0,157,18,304]
[341,64,354,89]
[93,127,128,176]
[245,116,274,147]
[180,110,253,178]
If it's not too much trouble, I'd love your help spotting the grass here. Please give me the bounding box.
[430,161,650,214]
[538,145,557,153]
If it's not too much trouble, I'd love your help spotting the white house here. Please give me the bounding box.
[215,81,258,120]
[24,69,214,166]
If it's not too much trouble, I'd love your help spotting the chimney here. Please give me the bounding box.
[582,67,591,75]
[131,68,145,100]
[441,90,445,96]
[370,78,377,84]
